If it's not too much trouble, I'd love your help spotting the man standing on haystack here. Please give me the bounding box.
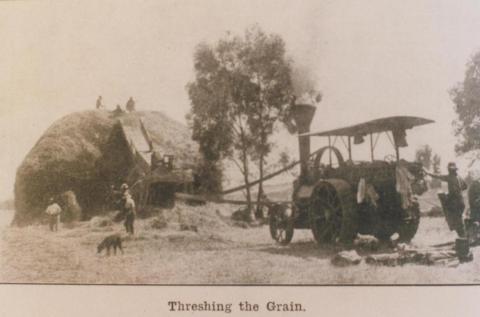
[96,95,103,109]
[45,197,62,232]
[126,97,135,112]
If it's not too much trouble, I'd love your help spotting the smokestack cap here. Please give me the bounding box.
[290,103,316,133]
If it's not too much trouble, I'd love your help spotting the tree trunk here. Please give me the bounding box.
[234,118,255,222]
[240,149,254,221]
[255,152,265,219]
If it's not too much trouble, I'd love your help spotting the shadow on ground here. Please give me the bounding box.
[256,238,410,262]
[257,240,338,260]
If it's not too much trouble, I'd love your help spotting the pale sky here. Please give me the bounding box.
[1,0,480,200]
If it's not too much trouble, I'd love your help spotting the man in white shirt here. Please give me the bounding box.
[45,198,62,232]
[123,193,136,235]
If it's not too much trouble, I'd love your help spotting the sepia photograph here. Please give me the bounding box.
[1,0,480,286]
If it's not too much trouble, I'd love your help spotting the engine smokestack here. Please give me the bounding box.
[290,103,316,179]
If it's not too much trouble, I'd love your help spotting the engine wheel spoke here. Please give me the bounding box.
[311,184,343,244]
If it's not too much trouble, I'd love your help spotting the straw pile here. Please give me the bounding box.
[13,110,197,225]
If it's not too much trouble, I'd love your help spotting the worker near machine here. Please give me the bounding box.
[45,197,62,232]
[123,192,136,235]
[126,97,135,112]
[426,162,467,237]
[119,183,135,234]
[120,183,131,198]
[468,176,480,223]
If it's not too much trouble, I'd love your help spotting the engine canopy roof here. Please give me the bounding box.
[300,116,434,138]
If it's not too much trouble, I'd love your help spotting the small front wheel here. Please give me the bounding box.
[269,204,294,245]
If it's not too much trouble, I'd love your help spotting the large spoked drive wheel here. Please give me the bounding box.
[310,184,343,244]
[310,181,357,245]
[269,205,294,245]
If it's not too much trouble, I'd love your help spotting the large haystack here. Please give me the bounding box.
[13,110,197,225]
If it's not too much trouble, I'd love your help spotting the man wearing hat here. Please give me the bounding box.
[120,183,136,234]
[427,162,467,237]
[120,183,131,197]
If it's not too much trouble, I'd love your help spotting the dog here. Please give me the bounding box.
[97,233,123,256]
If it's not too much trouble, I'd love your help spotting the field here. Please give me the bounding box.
[1,200,480,285]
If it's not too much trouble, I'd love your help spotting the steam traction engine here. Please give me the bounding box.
[269,104,433,246]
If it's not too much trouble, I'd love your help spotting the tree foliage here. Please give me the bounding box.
[415,145,442,188]
[432,154,441,174]
[415,145,433,171]
[187,25,293,219]
[451,51,480,155]
[431,154,442,188]
[278,149,298,177]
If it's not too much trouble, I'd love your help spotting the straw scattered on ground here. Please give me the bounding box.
[2,202,480,284]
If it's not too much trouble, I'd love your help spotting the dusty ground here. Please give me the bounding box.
[1,202,480,285]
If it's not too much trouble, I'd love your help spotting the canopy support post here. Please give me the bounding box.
[348,136,352,161]
[328,136,332,165]
[369,133,374,161]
